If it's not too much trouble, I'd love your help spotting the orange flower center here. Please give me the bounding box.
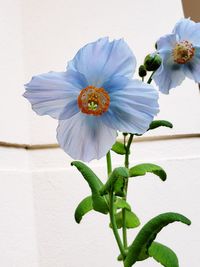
[78,86,110,116]
[173,40,195,64]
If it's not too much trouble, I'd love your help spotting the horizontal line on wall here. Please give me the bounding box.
[0,133,199,150]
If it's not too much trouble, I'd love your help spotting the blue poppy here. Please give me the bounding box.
[24,38,159,161]
[153,18,200,94]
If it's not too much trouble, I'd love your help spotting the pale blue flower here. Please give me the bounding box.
[153,18,200,94]
[24,37,159,162]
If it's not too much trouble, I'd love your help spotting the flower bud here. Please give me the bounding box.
[138,65,147,78]
[144,54,161,71]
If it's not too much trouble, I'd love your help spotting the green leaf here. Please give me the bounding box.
[148,120,173,131]
[129,163,167,181]
[148,242,179,267]
[124,212,191,267]
[110,210,140,229]
[114,198,131,211]
[100,167,129,197]
[71,161,109,214]
[74,196,93,223]
[112,141,126,155]
[71,161,103,190]
[113,177,127,197]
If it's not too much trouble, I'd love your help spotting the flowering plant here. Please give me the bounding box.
[24,18,199,267]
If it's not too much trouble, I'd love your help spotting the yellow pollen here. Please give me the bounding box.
[173,40,195,64]
[77,86,110,116]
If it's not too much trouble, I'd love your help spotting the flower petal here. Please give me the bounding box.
[64,69,89,91]
[101,80,159,134]
[102,76,130,93]
[173,18,200,46]
[153,51,185,94]
[59,99,79,120]
[57,113,117,162]
[24,70,87,119]
[68,37,136,87]
[184,46,200,82]
[156,33,178,52]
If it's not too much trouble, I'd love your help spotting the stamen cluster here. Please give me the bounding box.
[78,86,110,116]
[173,40,195,64]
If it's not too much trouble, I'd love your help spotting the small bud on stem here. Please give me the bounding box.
[138,65,147,78]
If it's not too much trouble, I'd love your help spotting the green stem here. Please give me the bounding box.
[147,71,155,84]
[109,191,126,261]
[122,70,153,254]
[125,134,134,169]
[106,151,125,265]
[122,134,134,249]
[122,205,128,249]
[106,151,112,176]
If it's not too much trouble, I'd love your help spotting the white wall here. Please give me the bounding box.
[1,138,200,267]
[0,0,200,266]
[1,0,199,145]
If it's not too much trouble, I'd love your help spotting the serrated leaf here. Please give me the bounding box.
[148,120,173,131]
[129,163,167,181]
[114,198,131,211]
[100,167,129,197]
[110,210,140,229]
[74,196,93,224]
[148,242,179,267]
[112,141,127,155]
[71,161,109,214]
[124,212,191,267]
